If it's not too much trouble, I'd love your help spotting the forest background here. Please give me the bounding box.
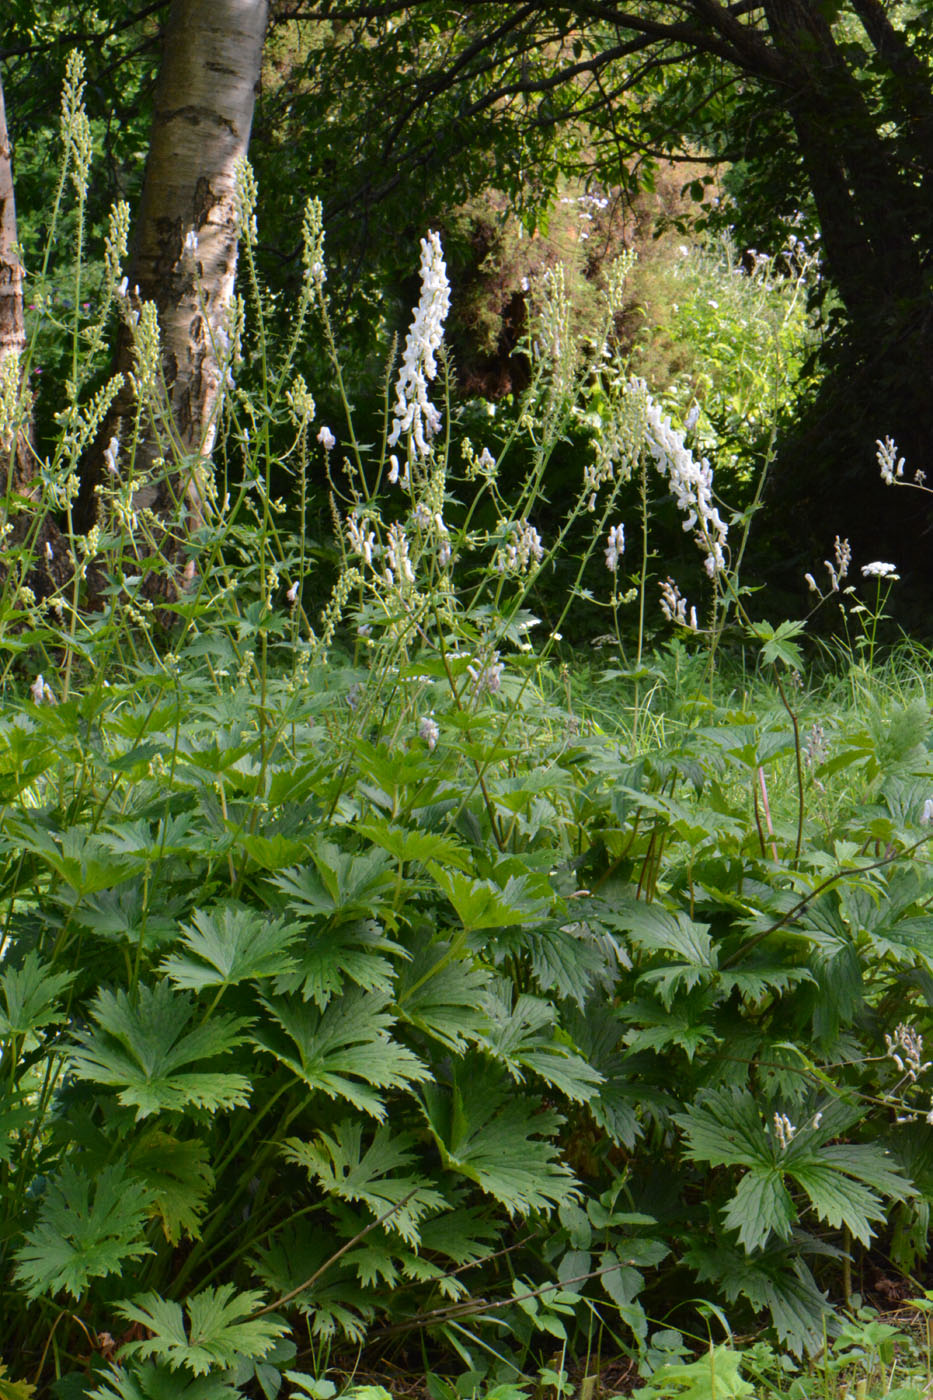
[2,3,933,1399]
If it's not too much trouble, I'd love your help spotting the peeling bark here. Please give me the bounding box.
[79,0,269,566]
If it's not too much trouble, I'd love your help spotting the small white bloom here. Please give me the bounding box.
[861,561,898,578]
[876,436,905,486]
[184,229,199,256]
[286,581,299,605]
[45,540,54,562]
[804,572,818,593]
[684,403,700,433]
[468,655,504,696]
[920,798,933,826]
[346,516,375,566]
[419,715,440,750]
[388,454,400,484]
[117,276,128,298]
[103,435,120,476]
[317,425,336,451]
[659,577,695,628]
[30,674,55,705]
[773,1113,796,1151]
[604,523,625,572]
[824,535,851,591]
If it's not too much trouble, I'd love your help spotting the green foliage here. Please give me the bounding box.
[5,80,933,1400]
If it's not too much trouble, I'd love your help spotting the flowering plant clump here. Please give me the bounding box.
[388,230,451,459]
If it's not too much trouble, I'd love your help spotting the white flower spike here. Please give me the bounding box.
[388,230,451,459]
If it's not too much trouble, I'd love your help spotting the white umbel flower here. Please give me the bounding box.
[861,561,898,578]
[388,231,451,458]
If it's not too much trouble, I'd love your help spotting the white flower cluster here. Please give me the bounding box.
[824,535,850,592]
[659,578,697,630]
[876,436,905,485]
[885,1023,931,1082]
[604,523,625,573]
[642,392,728,576]
[385,522,415,586]
[772,1112,796,1151]
[468,654,504,696]
[388,230,451,458]
[861,560,898,579]
[346,515,375,566]
[876,435,926,487]
[495,520,544,575]
[30,674,56,705]
[419,715,440,750]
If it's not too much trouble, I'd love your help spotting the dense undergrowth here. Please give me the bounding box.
[3,65,933,1400]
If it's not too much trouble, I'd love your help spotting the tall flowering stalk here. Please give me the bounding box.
[640,389,728,577]
[388,230,451,460]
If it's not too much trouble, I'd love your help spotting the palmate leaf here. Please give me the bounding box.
[68,982,251,1120]
[162,903,300,992]
[256,990,429,1119]
[269,842,395,923]
[420,1060,577,1214]
[249,1231,372,1337]
[601,899,717,1008]
[483,920,611,1007]
[356,817,472,872]
[646,1348,754,1400]
[679,1090,914,1251]
[675,1088,774,1169]
[621,991,720,1060]
[13,1163,153,1300]
[273,918,402,1008]
[0,950,74,1037]
[283,1119,444,1244]
[118,1285,288,1376]
[393,927,490,1050]
[89,1363,241,1400]
[130,1130,215,1244]
[428,864,550,929]
[5,818,144,897]
[721,1167,796,1252]
[481,984,603,1103]
[685,1236,834,1356]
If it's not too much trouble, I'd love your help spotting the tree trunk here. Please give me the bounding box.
[0,69,27,484]
[763,0,926,323]
[78,0,268,564]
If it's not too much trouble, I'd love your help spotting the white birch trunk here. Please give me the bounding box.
[84,0,268,546]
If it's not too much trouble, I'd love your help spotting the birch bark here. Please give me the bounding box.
[79,0,268,554]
